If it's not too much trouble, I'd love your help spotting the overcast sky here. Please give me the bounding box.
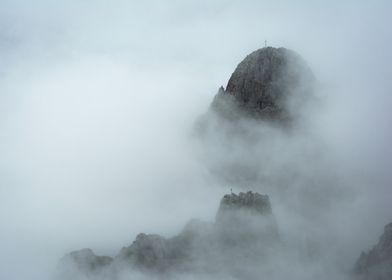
[0,1,391,279]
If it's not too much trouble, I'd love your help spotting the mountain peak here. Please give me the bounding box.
[211,47,315,121]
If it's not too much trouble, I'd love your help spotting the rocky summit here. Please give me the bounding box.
[218,192,272,214]
[58,191,279,279]
[354,222,392,280]
[211,47,315,121]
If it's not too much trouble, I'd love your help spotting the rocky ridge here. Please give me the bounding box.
[58,191,279,278]
[354,222,392,279]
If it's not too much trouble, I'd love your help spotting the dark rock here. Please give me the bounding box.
[211,47,315,122]
[216,191,272,219]
[354,222,392,279]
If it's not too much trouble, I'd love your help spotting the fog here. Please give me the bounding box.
[0,1,391,279]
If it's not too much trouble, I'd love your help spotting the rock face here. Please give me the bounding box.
[58,191,279,278]
[354,222,392,279]
[217,191,272,219]
[211,47,315,121]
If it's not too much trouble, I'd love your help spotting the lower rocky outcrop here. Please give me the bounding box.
[58,191,279,279]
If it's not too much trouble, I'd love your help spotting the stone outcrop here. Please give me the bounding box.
[214,192,279,257]
[354,222,392,279]
[58,191,279,278]
[216,191,272,219]
[210,47,315,122]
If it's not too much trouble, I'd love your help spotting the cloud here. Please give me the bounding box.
[0,1,391,279]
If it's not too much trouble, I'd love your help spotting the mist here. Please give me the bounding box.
[0,1,391,279]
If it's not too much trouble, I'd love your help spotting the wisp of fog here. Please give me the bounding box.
[0,1,391,279]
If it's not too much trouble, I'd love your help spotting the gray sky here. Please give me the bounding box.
[0,1,391,279]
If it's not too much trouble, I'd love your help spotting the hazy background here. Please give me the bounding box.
[0,0,391,279]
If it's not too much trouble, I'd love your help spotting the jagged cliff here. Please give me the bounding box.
[354,222,392,279]
[58,191,278,279]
